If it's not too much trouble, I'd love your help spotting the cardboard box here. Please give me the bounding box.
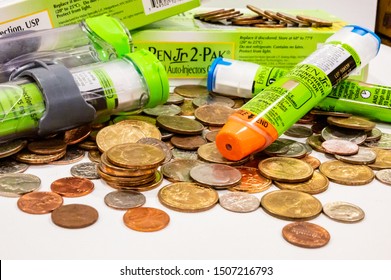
[0,0,200,33]
[132,8,367,83]
[376,0,391,39]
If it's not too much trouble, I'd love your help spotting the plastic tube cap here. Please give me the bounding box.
[215,119,266,161]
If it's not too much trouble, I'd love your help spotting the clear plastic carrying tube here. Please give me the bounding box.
[0,49,169,143]
[215,25,381,161]
[0,15,132,82]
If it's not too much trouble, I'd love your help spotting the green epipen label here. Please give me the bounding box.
[0,83,45,138]
[253,65,286,96]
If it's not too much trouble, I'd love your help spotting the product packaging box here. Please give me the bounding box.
[132,8,367,83]
[376,0,391,39]
[0,0,200,33]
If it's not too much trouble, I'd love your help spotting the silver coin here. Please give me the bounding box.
[165,93,184,105]
[70,162,100,180]
[219,192,260,213]
[284,124,313,138]
[0,139,28,158]
[263,139,291,155]
[104,190,146,210]
[143,104,181,117]
[0,173,41,197]
[190,163,242,189]
[171,148,199,160]
[335,147,377,165]
[192,94,235,108]
[51,147,85,165]
[364,133,391,150]
[0,158,29,174]
[321,126,367,144]
[276,141,308,158]
[137,137,172,164]
[323,201,365,223]
[375,169,391,185]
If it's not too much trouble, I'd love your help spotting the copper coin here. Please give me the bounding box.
[0,173,41,197]
[194,105,235,126]
[15,149,67,164]
[366,127,383,142]
[229,166,272,193]
[106,170,163,192]
[63,125,91,145]
[335,147,377,165]
[70,162,100,180]
[170,135,207,150]
[123,207,169,232]
[189,163,242,189]
[319,160,374,185]
[51,147,85,165]
[51,204,99,229]
[323,201,365,223]
[0,158,29,174]
[276,11,310,26]
[77,140,98,151]
[321,126,367,145]
[27,139,67,155]
[300,155,321,170]
[156,115,204,135]
[174,85,209,98]
[246,5,276,20]
[104,190,146,210]
[274,171,329,195]
[321,139,359,155]
[205,130,219,142]
[98,168,157,186]
[219,192,260,213]
[296,14,333,27]
[17,191,63,214]
[282,222,330,248]
[88,150,101,163]
[161,159,205,182]
[231,18,266,26]
[194,9,227,19]
[51,177,94,197]
[0,139,27,158]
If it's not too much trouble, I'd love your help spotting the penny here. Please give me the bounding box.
[160,129,175,141]
[106,143,165,169]
[258,157,313,183]
[70,162,100,180]
[260,190,322,220]
[194,9,227,19]
[296,14,333,27]
[197,142,249,166]
[0,158,29,174]
[192,94,235,108]
[170,135,207,150]
[174,85,209,98]
[189,163,242,189]
[319,160,374,185]
[300,155,321,169]
[106,170,163,192]
[88,150,101,163]
[366,127,383,142]
[310,109,351,118]
[171,148,199,160]
[327,115,376,131]
[142,104,182,117]
[27,138,67,155]
[158,182,219,212]
[17,191,63,214]
[204,10,242,22]
[0,173,41,197]
[219,192,260,213]
[205,130,219,142]
[254,23,288,28]
[284,125,313,138]
[51,204,99,229]
[311,120,329,134]
[229,166,272,193]
[123,207,170,232]
[274,171,329,195]
[276,11,310,26]
[264,10,295,25]
[165,93,184,105]
[50,177,94,197]
[306,135,326,153]
[179,99,195,117]
[323,201,365,223]
[77,140,98,150]
[137,137,172,165]
[321,126,367,145]
[104,190,146,210]
[321,139,359,155]
[156,115,204,135]
[51,147,85,165]
[161,159,204,182]
[375,169,391,185]
[63,125,91,145]
[0,139,27,158]
[246,5,276,21]
[194,105,235,126]
[15,149,67,164]
[364,133,391,150]
[231,18,265,26]
[98,168,156,186]
[282,222,330,248]
[335,147,377,165]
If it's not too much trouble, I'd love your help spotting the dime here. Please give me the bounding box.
[197,142,249,166]
[0,139,27,158]
[51,177,94,197]
[137,137,172,164]
[194,105,235,126]
[106,143,165,169]
[274,171,329,194]
[260,190,322,220]
[15,149,67,164]
[229,166,272,193]
[142,104,181,117]
[156,115,204,135]
[171,148,199,160]
[0,173,41,197]
[192,94,235,108]
[165,93,184,105]
[161,159,204,182]
[335,147,377,165]
[170,135,207,150]
[158,182,218,212]
[51,204,99,229]
[319,160,374,185]
[296,14,333,27]
[375,169,391,185]
[219,192,260,213]
[284,125,313,138]
[63,125,91,145]
[282,222,330,248]
[104,190,146,210]
[321,139,359,155]
[123,207,170,232]
[189,163,242,189]
[0,158,29,174]
[27,138,67,155]
[70,162,100,180]
[174,84,209,98]
[323,201,365,223]
[321,126,367,144]
[17,191,63,214]
[51,147,85,165]
[364,133,391,149]
[327,115,376,131]
[258,157,313,183]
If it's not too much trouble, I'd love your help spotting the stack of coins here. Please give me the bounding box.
[97,143,165,191]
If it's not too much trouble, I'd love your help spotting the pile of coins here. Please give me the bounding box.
[194,5,333,28]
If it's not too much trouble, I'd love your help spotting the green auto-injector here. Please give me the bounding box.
[0,49,169,143]
[208,57,391,123]
[214,25,380,161]
[0,14,132,82]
